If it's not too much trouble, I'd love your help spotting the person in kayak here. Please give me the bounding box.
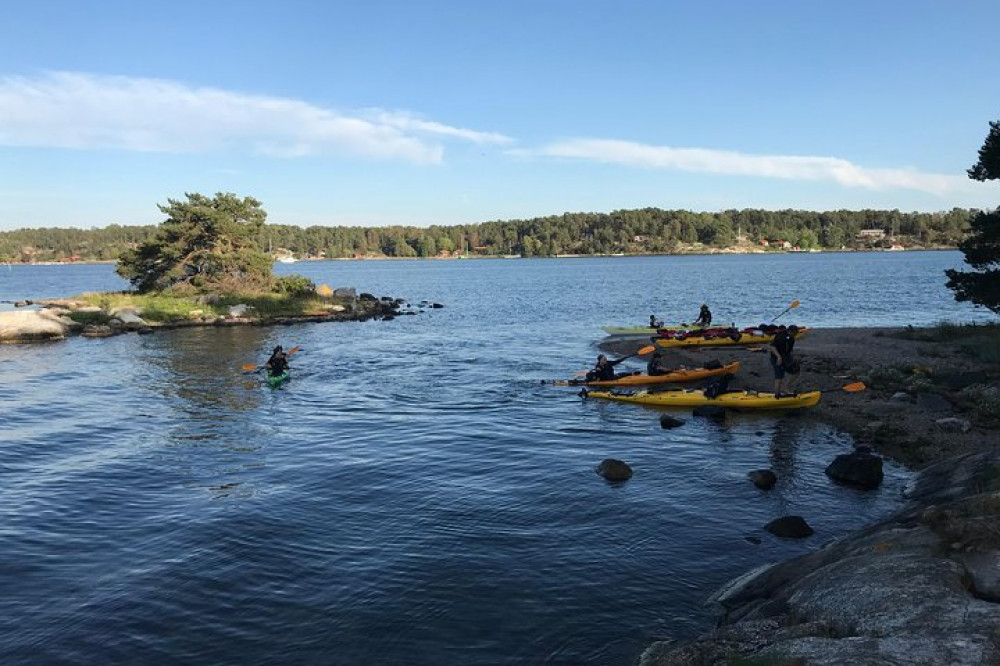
[587,354,628,381]
[694,304,712,327]
[646,351,670,376]
[649,314,664,328]
[769,325,800,396]
[265,345,290,377]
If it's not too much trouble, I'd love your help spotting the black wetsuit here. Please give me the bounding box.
[266,353,289,377]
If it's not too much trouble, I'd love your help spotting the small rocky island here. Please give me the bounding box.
[0,192,444,344]
[0,290,437,343]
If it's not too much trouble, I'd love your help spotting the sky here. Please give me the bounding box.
[1,0,998,230]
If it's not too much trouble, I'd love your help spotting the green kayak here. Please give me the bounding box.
[265,370,290,388]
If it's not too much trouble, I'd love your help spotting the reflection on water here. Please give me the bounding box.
[0,255,967,665]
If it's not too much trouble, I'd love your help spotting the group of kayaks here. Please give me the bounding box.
[562,317,818,411]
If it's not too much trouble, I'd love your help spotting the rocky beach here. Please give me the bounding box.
[597,328,1000,664]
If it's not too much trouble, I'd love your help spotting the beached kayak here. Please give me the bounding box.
[582,387,821,409]
[654,327,810,348]
[601,323,706,337]
[554,361,741,387]
[265,370,291,387]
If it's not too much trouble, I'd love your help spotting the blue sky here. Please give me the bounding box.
[1,0,998,230]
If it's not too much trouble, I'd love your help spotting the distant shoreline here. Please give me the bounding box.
[5,246,959,267]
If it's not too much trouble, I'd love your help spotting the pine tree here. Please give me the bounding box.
[945,121,1000,313]
[117,192,274,294]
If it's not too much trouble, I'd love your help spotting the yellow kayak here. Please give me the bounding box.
[582,388,821,409]
[553,361,740,387]
[654,327,810,348]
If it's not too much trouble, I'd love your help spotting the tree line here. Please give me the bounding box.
[0,207,978,264]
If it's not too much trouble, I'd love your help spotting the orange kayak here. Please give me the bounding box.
[554,361,740,387]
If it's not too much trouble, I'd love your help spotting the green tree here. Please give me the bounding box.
[117,192,273,293]
[945,121,1000,313]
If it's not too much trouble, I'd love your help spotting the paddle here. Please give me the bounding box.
[770,300,801,323]
[828,381,866,393]
[243,345,301,372]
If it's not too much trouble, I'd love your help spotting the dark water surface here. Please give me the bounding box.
[0,252,990,664]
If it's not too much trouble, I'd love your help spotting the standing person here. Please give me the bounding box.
[265,345,289,377]
[768,325,800,396]
[587,354,628,381]
[694,304,712,327]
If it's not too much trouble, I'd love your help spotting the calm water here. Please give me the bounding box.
[0,252,990,665]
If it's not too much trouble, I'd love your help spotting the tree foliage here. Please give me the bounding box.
[116,192,274,294]
[0,206,979,264]
[946,121,1000,314]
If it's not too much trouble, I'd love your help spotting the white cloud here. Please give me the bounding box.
[0,71,507,163]
[533,138,987,195]
[371,110,512,145]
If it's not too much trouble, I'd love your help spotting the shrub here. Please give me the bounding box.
[274,274,315,296]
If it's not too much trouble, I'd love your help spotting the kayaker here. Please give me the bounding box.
[646,351,670,376]
[768,325,800,396]
[265,345,289,377]
[587,354,628,381]
[649,314,664,328]
[694,304,712,327]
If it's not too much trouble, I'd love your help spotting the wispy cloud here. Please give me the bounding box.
[0,71,509,163]
[531,138,983,195]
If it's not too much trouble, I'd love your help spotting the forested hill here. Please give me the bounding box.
[0,207,976,263]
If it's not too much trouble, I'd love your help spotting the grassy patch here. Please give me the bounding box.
[76,291,353,323]
[65,309,112,326]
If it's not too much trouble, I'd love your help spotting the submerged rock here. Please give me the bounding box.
[748,469,777,490]
[825,450,884,489]
[659,415,685,429]
[764,515,814,539]
[595,458,633,482]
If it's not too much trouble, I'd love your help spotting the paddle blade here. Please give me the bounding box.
[790,300,801,309]
[242,364,258,371]
[842,381,866,392]
[287,345,301,356]
[637,345,655,356]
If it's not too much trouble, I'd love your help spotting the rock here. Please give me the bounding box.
[825,450,884,489]
[934,417,972,433]
[137,327,155,335]
[595,458,633,482]
[891,391,913,402]
[333,287,357,299]
[960,551,1000,602]
[431,303,444,308]
[195,293,221,305]
[81,324,116,338]
[13,300,29,307]
[764,515,814,538]
[744,535,762,545]
[228,304,250,317]
[382,315,395,321]
[113,309,148,330]
[748,469,778,490]
[0,310,72,342]
[692,405,727,419]
[659,415,685,429]
[916,392,952,412]
[359,292,378,302]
